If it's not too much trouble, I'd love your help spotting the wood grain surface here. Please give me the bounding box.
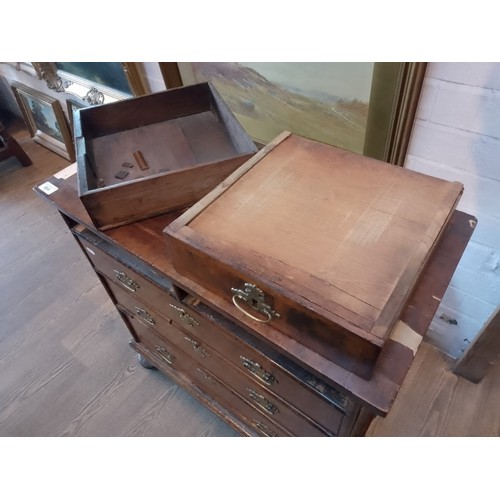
[164,133,463,377]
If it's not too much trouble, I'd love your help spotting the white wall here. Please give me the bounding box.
[406,62,500,358]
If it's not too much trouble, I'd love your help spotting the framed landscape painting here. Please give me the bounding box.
[173,62,426,165]
[11,82,75,161]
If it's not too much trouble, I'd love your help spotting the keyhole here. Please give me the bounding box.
[251,298,258,308]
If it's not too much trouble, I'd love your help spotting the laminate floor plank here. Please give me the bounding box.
[0,123,239,438]
[0,123,498,438]
[365,342,500,437]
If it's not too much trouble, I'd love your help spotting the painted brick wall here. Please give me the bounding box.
[406,62,500,358]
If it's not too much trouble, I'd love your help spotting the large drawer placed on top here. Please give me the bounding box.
[73,225,178,308]
[124,311,291,437]
[108,279,334,436]
[163,133,463,380]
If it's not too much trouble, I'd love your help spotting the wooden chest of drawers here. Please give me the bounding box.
[35,164,475,436]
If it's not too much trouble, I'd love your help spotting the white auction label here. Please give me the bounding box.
[38,182,58,195]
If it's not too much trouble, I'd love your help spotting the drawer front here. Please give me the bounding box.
[126,313,291,437]
[186,302,349,434]
[165,231,380,380]
[74,228,177,311]
[74,227,347,435]
[109,279,331,436]
[160,294,346,435]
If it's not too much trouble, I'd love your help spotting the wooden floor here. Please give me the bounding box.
[1,122,499,437]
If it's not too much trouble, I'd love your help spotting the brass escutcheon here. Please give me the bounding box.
[231,283,280,323]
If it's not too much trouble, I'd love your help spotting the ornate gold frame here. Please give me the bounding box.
[32,62,147,106]
[11,81,75,161]
[362,63,427,165]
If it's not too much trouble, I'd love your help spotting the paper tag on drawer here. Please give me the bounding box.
[38,182,58,195]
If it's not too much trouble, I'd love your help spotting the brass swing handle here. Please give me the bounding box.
[231,283,279,324]
[247,388,279,416]
[169,304,199,327]
[114,269,140,293]
[240,356,276,386]
[155,345,175,365]
[134,306,156,326]
[184,336,210,358]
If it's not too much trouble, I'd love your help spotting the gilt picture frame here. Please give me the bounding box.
[11,81,75,161]
[32,63,147,106]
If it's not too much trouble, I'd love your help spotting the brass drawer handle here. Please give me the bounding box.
[247,388,279,415]
[155,345,175,365]
[240,356,276,386]
[253,420,278,437]
[169,304,199,327]
[184,336,210,357]
[231,283,279,324]
[114,269,140,293]
[135,306,156,326]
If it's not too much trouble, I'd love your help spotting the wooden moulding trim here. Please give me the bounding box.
[386,62,428,166]
[165,130,292,234]
[158,62,183,89]
[122,62,148,97]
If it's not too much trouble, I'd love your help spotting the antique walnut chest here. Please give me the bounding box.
[164,132,464,380]
[36,142,473,437]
